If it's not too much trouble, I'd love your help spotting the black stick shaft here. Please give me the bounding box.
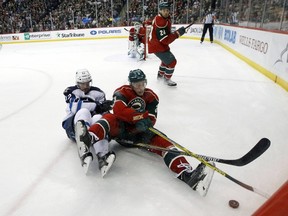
[185,22,194,29]
[131,138,269,166]
[148,127,270,199]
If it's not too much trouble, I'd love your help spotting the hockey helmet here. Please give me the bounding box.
[128,69,146,83]
[76,69,92,83]
[134,22,141,33]
[159,1,170,10]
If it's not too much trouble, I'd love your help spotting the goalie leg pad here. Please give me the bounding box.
[128,40,137,58]
[136,44,145,60]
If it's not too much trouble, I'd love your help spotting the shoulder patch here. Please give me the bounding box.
[155,15,168,28]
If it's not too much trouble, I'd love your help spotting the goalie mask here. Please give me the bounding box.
[134,22,141,33]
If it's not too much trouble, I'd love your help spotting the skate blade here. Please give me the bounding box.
[82,156,93,174]
[195,162,215,197]
[100,154,116,177]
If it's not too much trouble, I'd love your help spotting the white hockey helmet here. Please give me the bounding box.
[134,22,141,33]
[75,69,92,83]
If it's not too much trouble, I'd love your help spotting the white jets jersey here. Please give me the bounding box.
[62,85,106,122]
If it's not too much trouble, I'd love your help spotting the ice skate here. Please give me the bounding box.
[164,78,177,86]
[194,161,215,196]
[179,161,215,196]
[157,72,164,80]
[75,120,93,174]
[97,151,116,177]
[82,154,93,174]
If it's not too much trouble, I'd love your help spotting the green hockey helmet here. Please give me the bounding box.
[128,69,146,83]
[159,1,170,10]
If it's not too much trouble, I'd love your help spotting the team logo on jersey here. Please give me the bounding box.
[128,97,146,111]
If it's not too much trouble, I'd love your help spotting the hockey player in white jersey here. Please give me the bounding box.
[62,69,115,176]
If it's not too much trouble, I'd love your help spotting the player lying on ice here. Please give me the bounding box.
[75,69,214,195]
[62,69,115,176]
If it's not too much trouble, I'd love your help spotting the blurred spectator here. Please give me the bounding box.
[0,0,286,34]
[0,0,125,33]
[229,11,239,25]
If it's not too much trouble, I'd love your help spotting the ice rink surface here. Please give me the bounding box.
[0,38,288,216]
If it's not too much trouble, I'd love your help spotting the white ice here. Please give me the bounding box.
[0,38,288,216]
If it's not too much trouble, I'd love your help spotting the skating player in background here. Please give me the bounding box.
[148,1,186,86]
[62,69,115,176]
[74,69,214,195]
[128,22,146,60]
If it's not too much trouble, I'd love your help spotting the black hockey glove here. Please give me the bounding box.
[135,118,152,132]
[63,88,74,103]
[95,100,114,113]
[176,27,185,37]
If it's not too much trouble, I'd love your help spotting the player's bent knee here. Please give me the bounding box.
[167,59,177,68]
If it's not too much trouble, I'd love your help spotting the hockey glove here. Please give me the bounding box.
[176,27,185,37]
[135,118,152,133]
[95,100,113,113]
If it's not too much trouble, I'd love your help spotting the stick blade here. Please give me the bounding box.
[237,138,271,166]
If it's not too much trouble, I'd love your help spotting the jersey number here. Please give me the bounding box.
[159,29,167,36]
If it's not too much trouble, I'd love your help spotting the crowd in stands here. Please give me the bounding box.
[0,0,207,34]
[1,0,59,34]
[126,0,204,25]
[0,0,287,34]
[0,0,125,34]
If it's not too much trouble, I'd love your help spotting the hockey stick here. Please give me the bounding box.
[149,127,271,199]
[119,138,270,166]
[185,22,195,30]
[184,17,196,30]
